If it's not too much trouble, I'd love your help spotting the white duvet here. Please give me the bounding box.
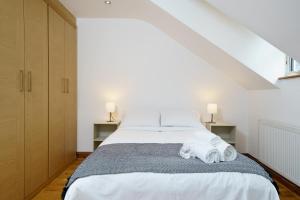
[65,128,279,200]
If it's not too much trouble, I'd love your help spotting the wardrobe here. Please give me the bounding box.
[49,6,77,177]
[0,0,77,199]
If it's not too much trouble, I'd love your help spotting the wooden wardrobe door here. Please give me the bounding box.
[64,22,77,165]
[24,0,48,196]
[0,0,25,199]
[49,7,66,177]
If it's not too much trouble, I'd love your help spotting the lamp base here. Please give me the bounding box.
[209,114,216,124]
[107,112,114,123]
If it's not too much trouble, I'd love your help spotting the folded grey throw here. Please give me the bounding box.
[65,143,272,192]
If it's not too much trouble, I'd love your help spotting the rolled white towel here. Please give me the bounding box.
[215,140,237,161]
[179,143,193,159]
[192,130,222,146]
[179,142,220,164]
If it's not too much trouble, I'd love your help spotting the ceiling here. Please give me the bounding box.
[60,0,282,90]
[205,0,300,62]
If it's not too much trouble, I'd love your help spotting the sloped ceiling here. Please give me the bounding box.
[60,0,279,90]
[150,0,285,84]
[205,0,300,62]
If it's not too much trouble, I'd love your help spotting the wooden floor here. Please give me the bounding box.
[33,158,300,200]
[33,159,82,200]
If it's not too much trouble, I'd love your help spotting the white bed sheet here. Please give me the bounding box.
[65,128,279,200]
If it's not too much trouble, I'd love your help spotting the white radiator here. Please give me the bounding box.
[258,120,300,186]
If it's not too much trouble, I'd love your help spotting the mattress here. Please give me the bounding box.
[65,127,279,200]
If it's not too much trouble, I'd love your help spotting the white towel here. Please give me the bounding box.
[192,130,222,146]
[179,142,220,164]
[215,140,237,161]
[179,143,193,159]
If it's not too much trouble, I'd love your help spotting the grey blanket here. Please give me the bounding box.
[65,143,272,192]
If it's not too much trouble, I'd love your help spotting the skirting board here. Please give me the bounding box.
[76,152,92,158]
[76,152,300,196]
[244,153,300,196]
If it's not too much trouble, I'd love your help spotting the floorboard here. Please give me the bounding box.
[33,158,300,200]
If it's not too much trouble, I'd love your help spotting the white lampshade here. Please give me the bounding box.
[105,102,116,113]
[207,103,218,114]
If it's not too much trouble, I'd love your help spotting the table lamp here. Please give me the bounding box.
[105,102,116,122]
[207,103,217,123]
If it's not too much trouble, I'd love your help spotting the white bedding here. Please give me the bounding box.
[65,128,279,200]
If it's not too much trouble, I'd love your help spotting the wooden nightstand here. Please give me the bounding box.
[93,121,120,150]
[206,122,236,146]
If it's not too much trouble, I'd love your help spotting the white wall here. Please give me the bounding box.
[77,18,249,152]
[248,78,300,156]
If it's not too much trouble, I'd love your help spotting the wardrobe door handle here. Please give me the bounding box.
[62,78,66,93]
[66,79,69,93]
[19,70,24,92]
[27,71,32,92]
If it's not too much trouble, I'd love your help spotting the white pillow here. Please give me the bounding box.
[120,111,160,128]
[161,110,202,127]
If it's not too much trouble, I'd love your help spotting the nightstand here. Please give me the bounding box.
[206,122,236,146]
[93,121,120,150]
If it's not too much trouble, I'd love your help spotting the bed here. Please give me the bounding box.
[64,111,279,200]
